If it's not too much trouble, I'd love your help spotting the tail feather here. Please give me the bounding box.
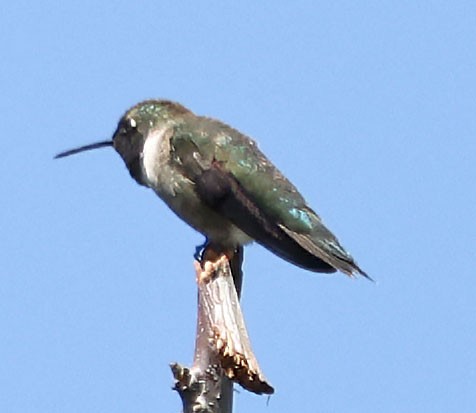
[279,223,372,281]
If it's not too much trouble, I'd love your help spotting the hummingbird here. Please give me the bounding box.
[55,100,369,279]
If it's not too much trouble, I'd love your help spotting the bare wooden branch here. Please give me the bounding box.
[199,256,273,395]
[217,247,244,411]
[171,249,273,413]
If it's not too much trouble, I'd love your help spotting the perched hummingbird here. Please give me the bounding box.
[56,100,369,279]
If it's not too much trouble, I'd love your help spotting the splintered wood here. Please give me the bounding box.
[195,256,274,395]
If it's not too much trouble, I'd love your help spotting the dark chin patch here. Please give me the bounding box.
[127,158,148,187]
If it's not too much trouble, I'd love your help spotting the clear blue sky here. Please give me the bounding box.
[2,2,475,412]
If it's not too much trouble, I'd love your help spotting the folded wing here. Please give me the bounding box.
[171,117,368,278]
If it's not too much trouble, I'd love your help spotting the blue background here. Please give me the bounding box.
[2,2,475,412]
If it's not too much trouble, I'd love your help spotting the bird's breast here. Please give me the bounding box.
[140,127,252,247]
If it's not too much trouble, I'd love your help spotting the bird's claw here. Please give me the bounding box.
[194,237,209,261]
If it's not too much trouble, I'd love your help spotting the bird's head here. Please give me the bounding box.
[54,99,192,182]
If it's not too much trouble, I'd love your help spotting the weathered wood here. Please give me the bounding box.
[171,247,273,413]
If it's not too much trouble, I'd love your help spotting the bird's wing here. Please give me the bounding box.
[170,117,367,277]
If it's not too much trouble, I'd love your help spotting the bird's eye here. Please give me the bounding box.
[119,118,137,135]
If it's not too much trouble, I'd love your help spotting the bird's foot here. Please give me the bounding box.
[201,243,236,263]
[194,239,236,265]
[194,237,209,261]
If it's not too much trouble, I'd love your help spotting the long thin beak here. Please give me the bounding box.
[54,140,114,159]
